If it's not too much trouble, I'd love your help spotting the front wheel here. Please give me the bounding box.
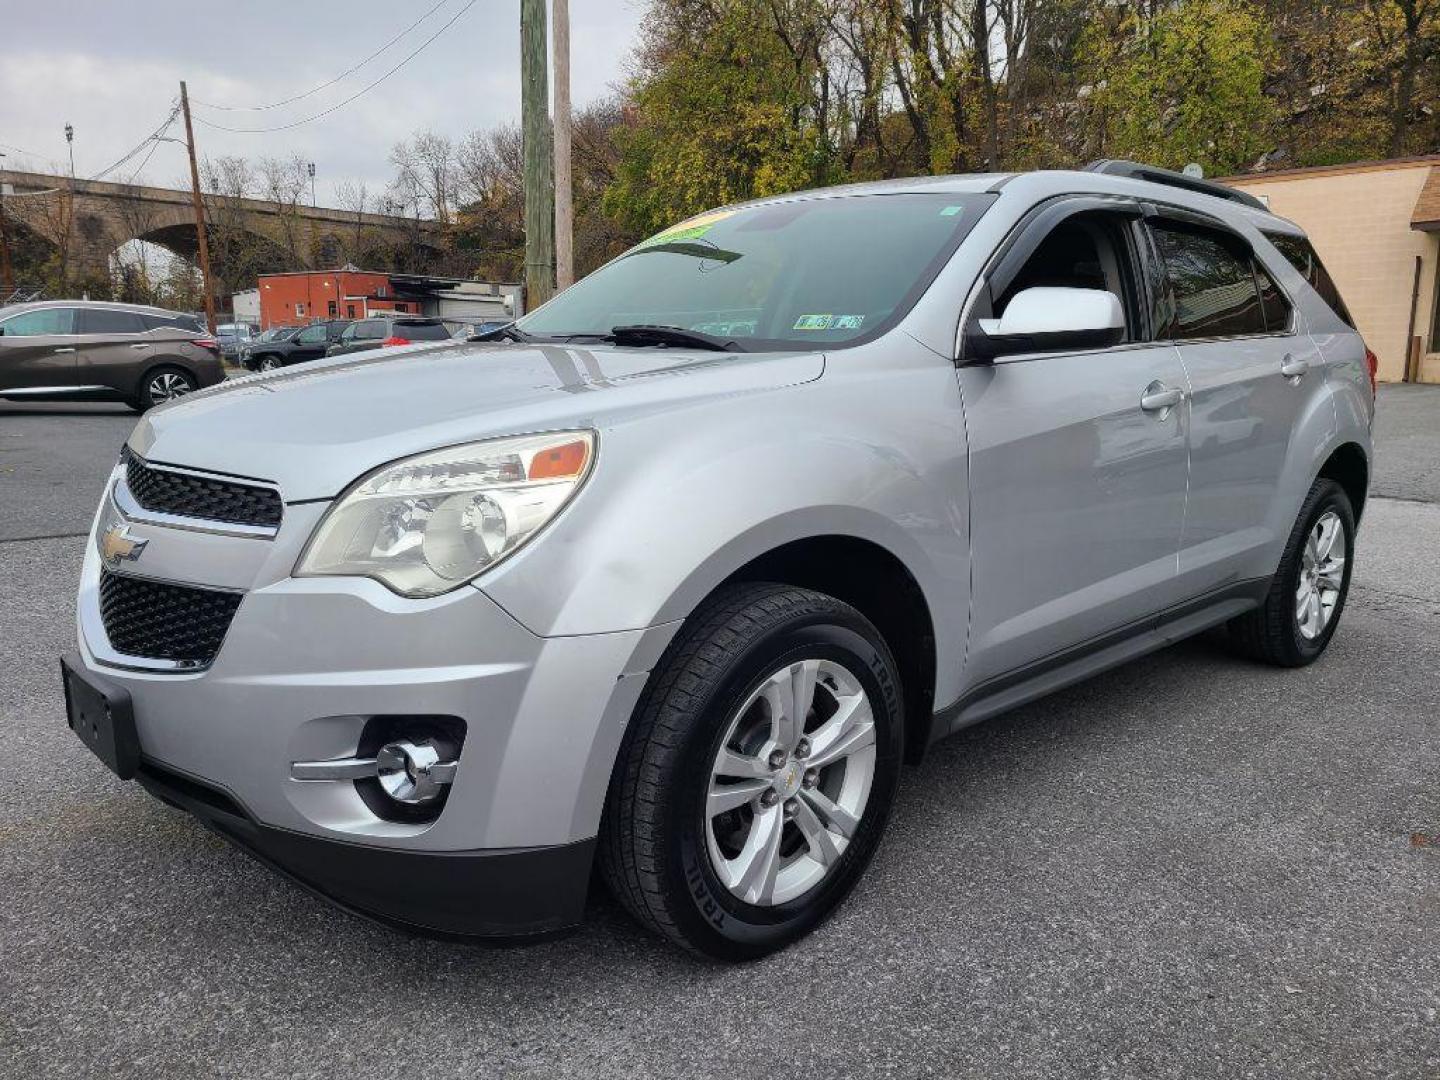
[258,355,282,372]
[599,583,904,960]
[1228,478,1356,666]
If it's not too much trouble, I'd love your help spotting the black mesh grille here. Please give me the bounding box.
[125,453,282,528]
[98,571,243,665]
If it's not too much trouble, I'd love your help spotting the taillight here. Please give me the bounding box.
[381,335,411,347]
[193,337,220,352]
[1364,346,1378,395]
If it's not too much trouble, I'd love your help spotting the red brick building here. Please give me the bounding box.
[256,268,422,329]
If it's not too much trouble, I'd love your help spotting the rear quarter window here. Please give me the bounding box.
[397,322,450,340]
[1265,233,1356,329]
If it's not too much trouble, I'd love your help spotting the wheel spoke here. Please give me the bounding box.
[766,660,819,750]
[800,787,860,839]
[808,713,875,771]
[731,806,784,904]
[713,747,770,781]
[707,779,769,817]
[1316,516,1339,561]
[1308,589,1322,629]
[792,796,842,867]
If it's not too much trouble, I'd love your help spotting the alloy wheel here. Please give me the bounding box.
[147,371,193,403]
[259,356,280,372]
[1296,510,1346,640]
[705,658,877,907]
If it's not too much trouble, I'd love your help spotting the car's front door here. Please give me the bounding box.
[957,203,1191,689]
[1145,215,1328,593]
[0,307,80,392]
[76,307,151,394]
[290,323,330,361]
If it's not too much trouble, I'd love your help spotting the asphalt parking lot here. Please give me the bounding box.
[1,387,1438,1079]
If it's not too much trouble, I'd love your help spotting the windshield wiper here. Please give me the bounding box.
[469,322,534,343]
[605,324,747,352]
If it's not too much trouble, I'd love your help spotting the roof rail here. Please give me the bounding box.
[1083,159,1268,212]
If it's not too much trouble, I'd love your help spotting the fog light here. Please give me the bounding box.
[376,739,456,805]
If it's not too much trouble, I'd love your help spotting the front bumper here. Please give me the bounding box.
[74,462,676,937]
[136,757,595,938]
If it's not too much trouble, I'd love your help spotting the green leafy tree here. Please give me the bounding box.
[1081,0,1277,175]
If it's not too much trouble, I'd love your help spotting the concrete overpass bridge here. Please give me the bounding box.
[1,168,441,295]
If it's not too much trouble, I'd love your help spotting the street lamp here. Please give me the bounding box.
[307,162,316,208]
[64,123,74,177]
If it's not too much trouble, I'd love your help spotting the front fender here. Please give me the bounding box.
[477,356,972,701]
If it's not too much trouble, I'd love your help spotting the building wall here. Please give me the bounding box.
[231,289,261,325]
[257,272,418,329]
[1227,162,1440,383]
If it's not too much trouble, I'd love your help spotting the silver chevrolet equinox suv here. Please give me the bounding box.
[63,161,1375,959]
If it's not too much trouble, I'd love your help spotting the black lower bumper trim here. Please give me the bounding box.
[136,760,594,941]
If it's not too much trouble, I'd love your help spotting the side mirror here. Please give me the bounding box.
[966,286,1125,361]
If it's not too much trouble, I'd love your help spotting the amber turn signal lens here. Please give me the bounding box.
[527,439,589,480]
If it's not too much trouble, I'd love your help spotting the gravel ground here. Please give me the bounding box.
[0,388,1437,1079]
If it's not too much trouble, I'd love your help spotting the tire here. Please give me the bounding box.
[258,355,282,372]
[1227,478,1355,667]
[132,366,198,411]
[599,582,904,960]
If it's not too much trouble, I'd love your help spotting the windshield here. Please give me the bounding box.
[520,192,994,350]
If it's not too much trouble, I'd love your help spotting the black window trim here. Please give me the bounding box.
[956,193,1158,365]
[1143,204,1298,345]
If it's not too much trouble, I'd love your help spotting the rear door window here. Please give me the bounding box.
[0,308,77,335]
[79,309,147,335]
[1265,233,1356,329]
[355,320,386,340]
[1150,223,1266,339]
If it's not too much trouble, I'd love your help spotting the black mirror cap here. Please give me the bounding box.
[963,322,1125,363]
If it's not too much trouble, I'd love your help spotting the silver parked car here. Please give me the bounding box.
[63,162,1374,959]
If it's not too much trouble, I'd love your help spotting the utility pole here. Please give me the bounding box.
[552,0,573,292]
[520,0,554,309]
[0,151,14,296]
[179,81,217,333]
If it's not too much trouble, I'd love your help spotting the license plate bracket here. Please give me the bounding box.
[61,654,140,780]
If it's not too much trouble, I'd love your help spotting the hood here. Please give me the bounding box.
[129,340,825,501]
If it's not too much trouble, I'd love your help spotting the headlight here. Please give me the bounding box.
[296,430,594,598]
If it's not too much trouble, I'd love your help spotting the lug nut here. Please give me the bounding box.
[794,738,811,759]
[783,798,799,819]
[767,748,787,770]
[802,768,818,790]
[760,789,780,808]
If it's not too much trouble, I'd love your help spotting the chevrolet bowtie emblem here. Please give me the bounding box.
[100,524,148,567]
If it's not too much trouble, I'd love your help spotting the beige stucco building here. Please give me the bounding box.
[1222,155,1440,383]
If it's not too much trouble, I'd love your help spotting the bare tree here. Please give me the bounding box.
[390,131,458,224]
[258,154,310,267]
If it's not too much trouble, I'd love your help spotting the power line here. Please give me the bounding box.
[191,0,452,112]
[194,0,480,135]
[89,104,182,183]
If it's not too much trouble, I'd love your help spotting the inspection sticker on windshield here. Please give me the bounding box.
[793,314,834,331]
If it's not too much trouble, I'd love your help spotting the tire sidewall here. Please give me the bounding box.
[1285,481,1355,662]
[663,612,903,959]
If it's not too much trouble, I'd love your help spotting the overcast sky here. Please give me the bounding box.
[0,0,645,207]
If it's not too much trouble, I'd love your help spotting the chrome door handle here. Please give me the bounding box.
[129,342,152,349]
[53,347,76,353]
[1280,355,1309,379]
[1140,381,1184,418]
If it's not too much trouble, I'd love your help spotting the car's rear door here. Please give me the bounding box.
[1144,212,1328,593]
[0,306,80,391]
[76,307,151,395]
[957,199,1192,688]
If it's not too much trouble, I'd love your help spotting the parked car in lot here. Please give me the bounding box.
[63,161,1374,959]
[215,323,255,362]
[242,319,349,371]
[448,317,513,340]
[326,315,452,357]
[0,300,223,410]
[238,325,299,368]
